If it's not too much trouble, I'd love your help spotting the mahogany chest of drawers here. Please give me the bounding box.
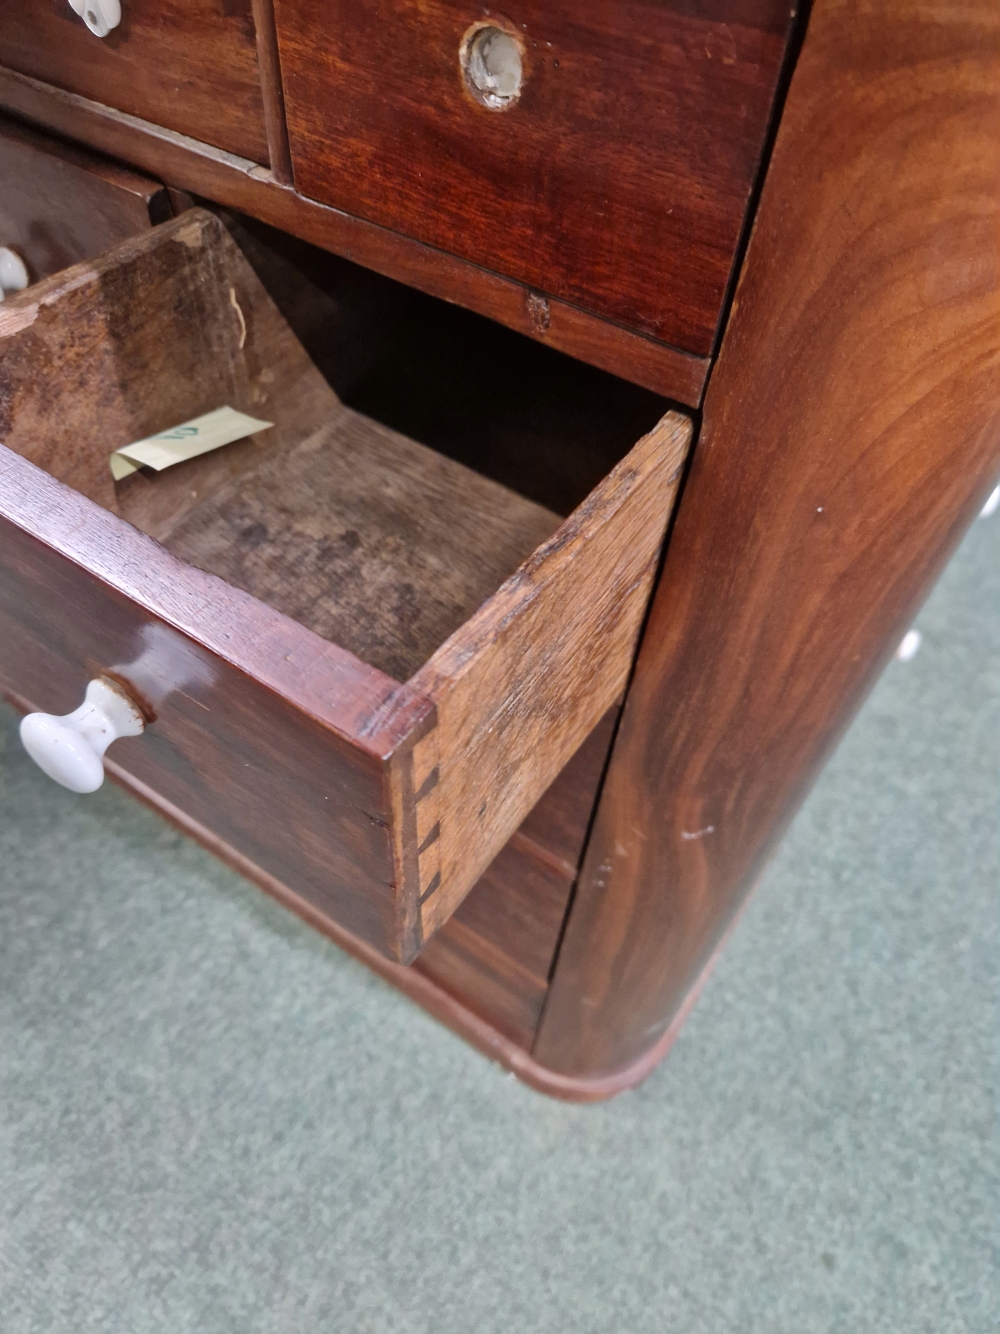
[0,0,996,1096]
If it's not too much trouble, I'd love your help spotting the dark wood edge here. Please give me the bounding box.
[0,446,432,757]
[0,66,710,405]
[507,829,577,882]
[0,111,168,208]
[4,679,703,1103]
[250,0,293,186]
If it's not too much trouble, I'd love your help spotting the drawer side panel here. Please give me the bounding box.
[409,410,692,942]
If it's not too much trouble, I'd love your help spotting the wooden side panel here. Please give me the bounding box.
[0,117,166,281]
[516,703,619,874]
[535,0,1000,1079]
[414,840,572,1048]
[0,0,269,164]
[413,704,620,1048]
[276,0,795,356]
[406,412,692,941]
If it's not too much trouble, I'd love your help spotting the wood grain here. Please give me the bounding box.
[414,838,573,1048]
[407,412,692,940]
[405,705,619,1047]
[251,0,293,185]
[0,209,330,515]
[275,0,795,356]
[0,0,269,164]
[415,707,622,1046]
[0,117,167,281]
[535,0,1000,1080]
[516,703,620,875]
[158,409,560,682]
[0,210,688,964]
[0,211,438,960]
[0,67,710,403]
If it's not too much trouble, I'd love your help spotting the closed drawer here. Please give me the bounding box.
[0,0,269,164]
[274,0,795,358]
[0,209,690,962]
[0,117,168,282]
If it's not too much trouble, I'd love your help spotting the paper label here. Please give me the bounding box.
[110,406,273,480]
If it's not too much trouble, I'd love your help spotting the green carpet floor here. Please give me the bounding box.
[0,513,996,1333]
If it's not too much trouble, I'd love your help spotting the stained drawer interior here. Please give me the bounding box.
[3,207,672,684]
[120,381,563,683]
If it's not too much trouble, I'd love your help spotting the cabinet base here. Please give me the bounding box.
[5,683,728,1102]
[110,755,736,1103]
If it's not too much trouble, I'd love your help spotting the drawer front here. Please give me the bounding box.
[414,705,620,1047]
[275,0,795,357]
[0,118,167,283]
[0,0,269,164]
[0,211,689,962]
[0,461,425,953]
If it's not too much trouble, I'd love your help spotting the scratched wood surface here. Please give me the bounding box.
[535,0,1000,1080]
[160,410,560,683]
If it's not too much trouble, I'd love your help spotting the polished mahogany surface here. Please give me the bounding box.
[535,0,1000,1080]
[276,0,795,357]
[0,0,269,164]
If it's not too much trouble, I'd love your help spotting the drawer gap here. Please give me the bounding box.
[221,212,674,519]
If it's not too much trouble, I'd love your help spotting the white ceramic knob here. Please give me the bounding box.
[0,247,29,293]
[20,678,145,793]
[68,0,121,38]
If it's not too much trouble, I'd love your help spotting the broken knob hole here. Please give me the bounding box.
[462,26,524,109]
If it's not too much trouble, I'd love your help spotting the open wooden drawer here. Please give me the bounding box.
[0,210,690,963]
